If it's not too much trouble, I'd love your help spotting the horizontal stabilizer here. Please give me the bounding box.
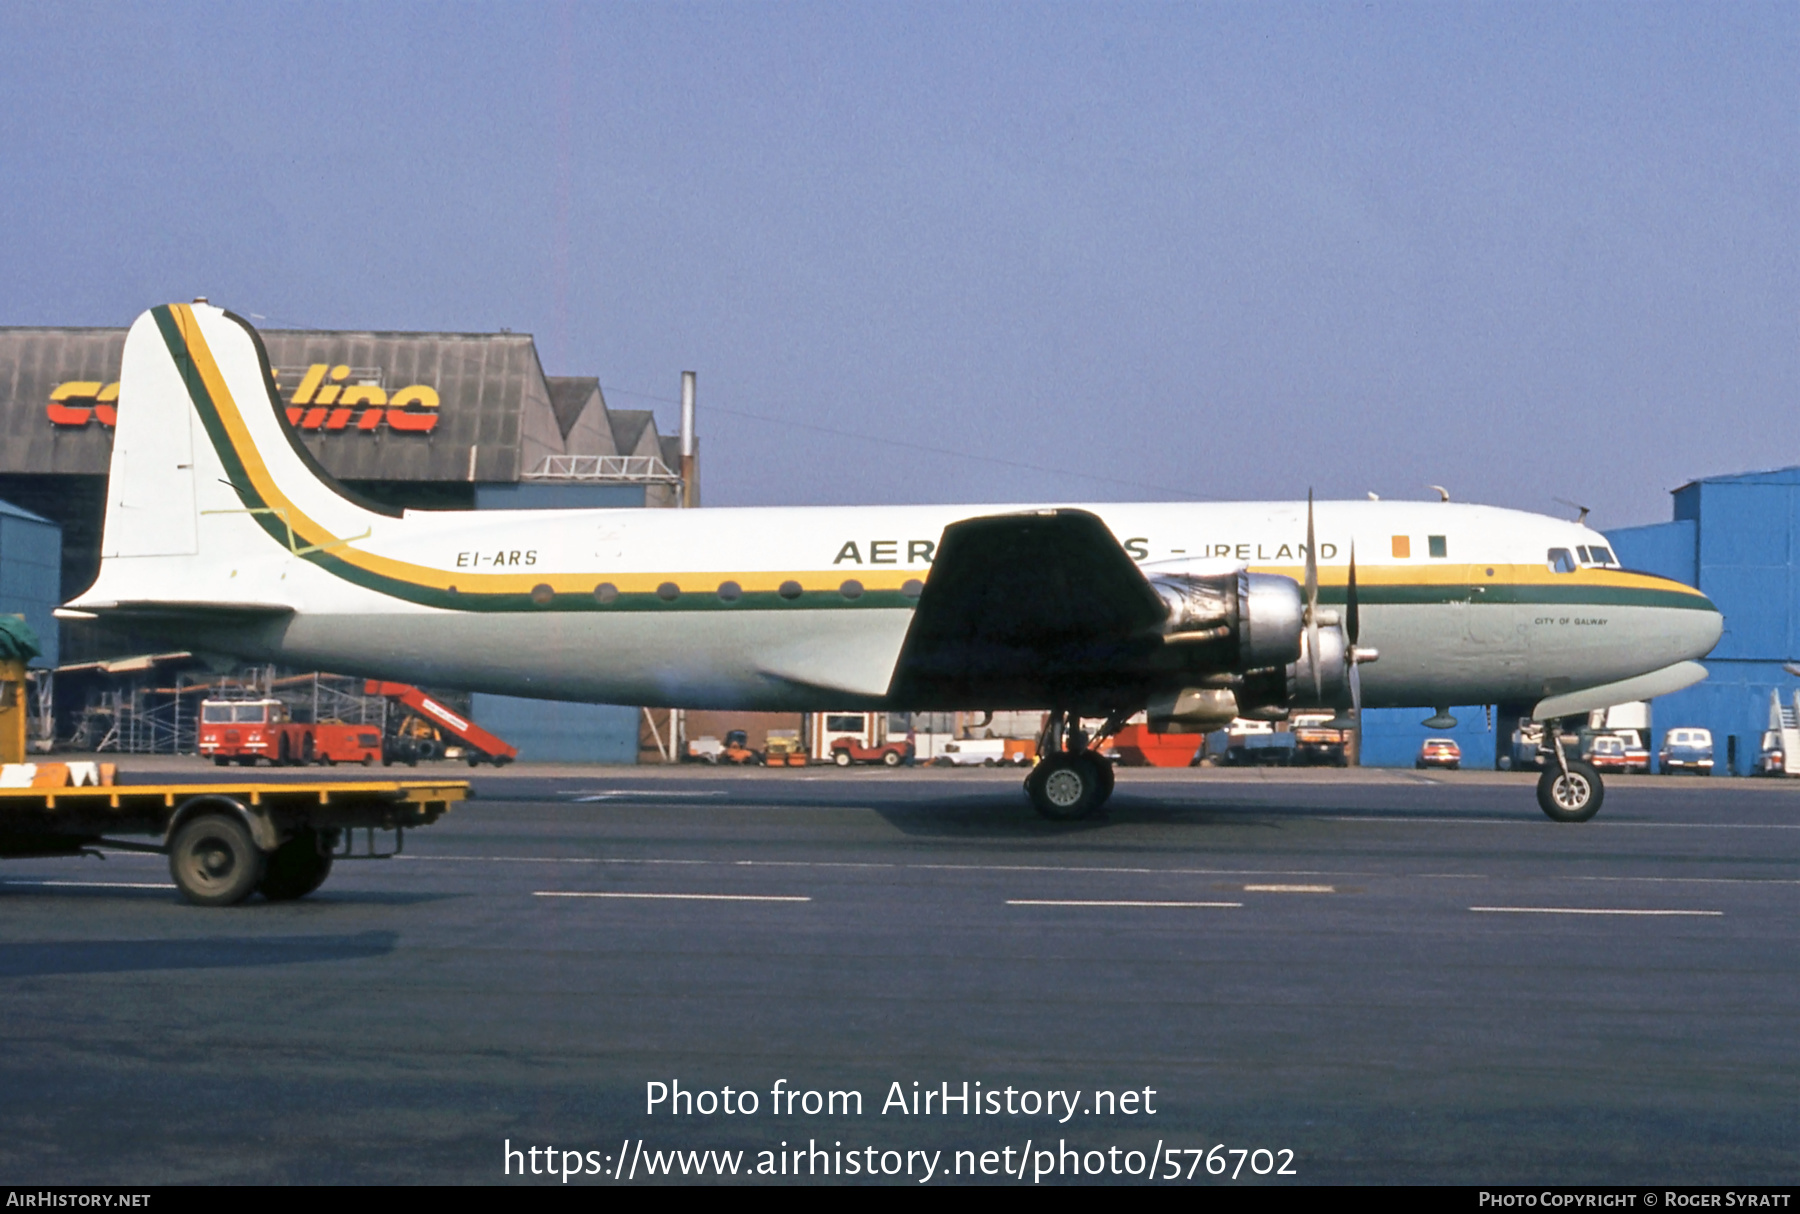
[56,600,294,623]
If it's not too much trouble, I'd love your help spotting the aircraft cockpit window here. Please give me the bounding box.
[1577,546,1592,563]
[1590,546,1615,566]
[1547,548,1577,574]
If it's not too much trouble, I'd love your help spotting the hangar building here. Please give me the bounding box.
[0,322,694,762]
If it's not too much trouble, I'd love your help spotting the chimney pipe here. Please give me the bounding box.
[679,371,697,508]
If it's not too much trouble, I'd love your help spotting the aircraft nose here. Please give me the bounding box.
[1666,585,1723,661]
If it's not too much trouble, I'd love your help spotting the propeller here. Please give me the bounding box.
[1346,541,1362,724]
[1304,490,1321,702]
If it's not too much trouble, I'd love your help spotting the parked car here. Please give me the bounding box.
[930,738,1034,766]
[1757,730,1785,776]
[1221,719,1297,767]
[1583,730,1650,775]
[830,737,913,767]
[1290,713,1350,767]
[1659,728,1714,775]
[1416,738,1461,770]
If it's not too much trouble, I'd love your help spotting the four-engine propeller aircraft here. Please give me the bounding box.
[61,304,1723,820]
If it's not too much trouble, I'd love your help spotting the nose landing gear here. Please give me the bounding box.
[1025,711,1121,821]
[1536,716,1605,822]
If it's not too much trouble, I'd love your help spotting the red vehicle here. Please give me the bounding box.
[200,699,383,766]
[364,681,518,766]
[1416,737,1462,770]
[1107,723,1202,768]
[200,698,287,765]
[829,737,913,767]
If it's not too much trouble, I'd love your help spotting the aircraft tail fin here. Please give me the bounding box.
[68,303,392,613]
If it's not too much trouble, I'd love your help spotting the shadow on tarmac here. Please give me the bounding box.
[0,930,400,978]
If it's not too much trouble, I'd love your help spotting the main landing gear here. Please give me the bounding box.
[1535,716,1605,823]
[1025,711,1119,821]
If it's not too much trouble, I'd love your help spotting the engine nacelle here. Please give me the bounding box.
[1150,571,1304,670]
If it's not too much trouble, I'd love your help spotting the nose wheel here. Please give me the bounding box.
[1535,718,1605,822]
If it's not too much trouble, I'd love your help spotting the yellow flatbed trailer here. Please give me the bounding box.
[0,779,469,906]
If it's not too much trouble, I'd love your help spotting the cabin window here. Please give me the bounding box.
[1547,548,1577,574]
[530,583,554,606]
[656,582,680,602]
[1428,535,1447,558]
[717,580,742,603]
[594,582,619,604]
[778,580,803,600]
[902,579,924,599]
[1391,535,1411,558]
[839,579,864,600]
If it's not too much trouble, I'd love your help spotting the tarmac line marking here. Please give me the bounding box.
[533,891,812,903]
[571,791,729,802]
[1469,906,1722,916]
[2,880,177,890]
[1244,884,1337,893]
[1006,899,1243,909]
[1327,817,1800,830]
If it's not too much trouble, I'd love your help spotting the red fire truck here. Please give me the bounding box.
[199,699,384,767]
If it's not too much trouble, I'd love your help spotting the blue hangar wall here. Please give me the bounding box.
[467,483,647,763]
[0,498,61,668]
[1604,466,1800,776]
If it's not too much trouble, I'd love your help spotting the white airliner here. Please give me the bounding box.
[62,304,1722,821]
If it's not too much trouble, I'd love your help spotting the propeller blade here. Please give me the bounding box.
[1305,490,1321,701]
[1349,654,1362,764]
[1345,540,1360,648]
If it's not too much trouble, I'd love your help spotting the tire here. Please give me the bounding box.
[1026,754,1101,821]
[1537,760,1605,823]
[834,750,852,767]
[213,755,229,767]
[467,756,482,767]
[883,750,901,767]
[277,735,292,766]
[1449,762,1460,771]
[361,755,374,767]
[258,828,333,901]
[168,812,266,906]
[1093,758,1116,807]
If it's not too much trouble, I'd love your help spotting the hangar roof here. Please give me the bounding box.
[0,325,675,485]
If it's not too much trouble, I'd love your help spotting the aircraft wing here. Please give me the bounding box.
[886,509,1167,709]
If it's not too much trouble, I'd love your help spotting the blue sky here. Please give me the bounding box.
[1,2,1792,526]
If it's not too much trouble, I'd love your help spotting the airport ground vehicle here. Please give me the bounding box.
[1659,728,1714,775]
[1290,713,1350,766]
[0,770,466,905]
[763,730,808,766]
[830,737,912,766]
[1416,738,1462,769]
[1220,719,1296,767]
[1107,723,1201,768]
[365,682,516,767]
[200,699,382,766]
[1584,731,1650,775]
[1756,731,1784,776]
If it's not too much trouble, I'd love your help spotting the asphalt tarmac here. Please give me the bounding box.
[1,760,1795,1185]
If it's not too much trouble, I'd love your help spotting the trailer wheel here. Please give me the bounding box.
[169,813,266,907]
[258,829,333,901]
